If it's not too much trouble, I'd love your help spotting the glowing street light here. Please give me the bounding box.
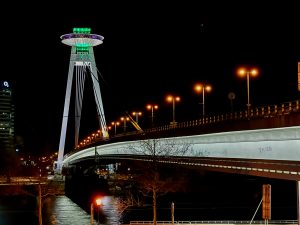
[96,198,102,225]
[146,104,158,127]
[132,111,142,124]
[194,83,212,118]
[111,121,120,135]
[107,126,112,134]
[166,95,180,125]
[90,197,102,225]
[237,67,259,117]
[120,116,130,132]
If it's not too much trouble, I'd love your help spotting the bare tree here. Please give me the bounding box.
[127,137,191,225]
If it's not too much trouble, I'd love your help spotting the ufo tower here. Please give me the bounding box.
[56,28,109,173]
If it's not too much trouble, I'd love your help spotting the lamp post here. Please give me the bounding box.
[120,116,129,132]
[194,83,211,119]
[91,197,102,225]
[146,104,158,127]
[132,111,142,124]
[107,126,112,136]
[166,95,180,125]
[111,121,120,135]
[38,169,42,225]
[237,67,258,117]
[90,201,94,225]
[96,198,102,225]
[171,202,175,225]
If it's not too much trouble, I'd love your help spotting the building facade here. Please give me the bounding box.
[0,80,15,148]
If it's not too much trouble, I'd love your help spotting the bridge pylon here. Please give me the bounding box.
[55,27,109,174]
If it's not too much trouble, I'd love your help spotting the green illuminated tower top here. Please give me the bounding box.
[60,27,104,47]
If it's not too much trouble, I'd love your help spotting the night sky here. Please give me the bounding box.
[2,2,300,155]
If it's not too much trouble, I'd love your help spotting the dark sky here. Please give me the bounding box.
[2,2,300,155]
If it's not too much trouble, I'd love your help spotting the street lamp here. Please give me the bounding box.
[146,104,158,127]
[96,198,102,225]
[194,83,212,119]
[166,95,180,125]
[107,126,112,135]
[111,121,120,135]
[120,116,129,132]
[132,111,142,124]
[237,67,258,117]
[91,197,102,225]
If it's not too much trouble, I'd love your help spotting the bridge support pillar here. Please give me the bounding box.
[297,180,300,225]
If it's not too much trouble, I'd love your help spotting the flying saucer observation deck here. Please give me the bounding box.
[60,28,104,62]
[61,31,104,47]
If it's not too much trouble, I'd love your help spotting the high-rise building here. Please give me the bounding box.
[0,80,15,147]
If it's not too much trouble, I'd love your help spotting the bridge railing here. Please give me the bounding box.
[144,99,300,132]
[74,99,300,153]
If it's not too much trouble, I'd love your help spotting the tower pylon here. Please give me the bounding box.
[55,27,108,174]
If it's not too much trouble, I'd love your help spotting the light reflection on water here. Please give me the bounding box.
[44,196,91,225]
[100,196,123,225]
[44,195,122,225]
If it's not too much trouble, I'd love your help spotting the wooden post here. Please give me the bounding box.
[37,168,43,225]
[297,181,300,225]
[262,184,271,221]
[90,203,94,225]
[171,202,174,225]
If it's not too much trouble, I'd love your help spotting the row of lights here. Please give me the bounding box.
[109,105,158,135]
[110,66,259,129]
[78,104,160,147]
[79,67,258,147]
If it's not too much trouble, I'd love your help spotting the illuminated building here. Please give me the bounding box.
[0,80,15,147]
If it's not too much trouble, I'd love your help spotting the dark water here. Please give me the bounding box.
[0,194,126,225]
[0,195,39,225]
[76,171,297,224]
[0,172,297,225]
[43,196,92,225]
[120,171,297,223]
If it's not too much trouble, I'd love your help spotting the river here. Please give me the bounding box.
[0,194,124,225]
[0,172,297,225]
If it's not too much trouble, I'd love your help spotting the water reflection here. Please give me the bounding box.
[43,196,91,225]
[43,195,123,225]
[100,196,124,225]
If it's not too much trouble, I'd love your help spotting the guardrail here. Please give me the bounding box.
[129,220,298,225]
[73,99,300,154]
[148,99,300,132]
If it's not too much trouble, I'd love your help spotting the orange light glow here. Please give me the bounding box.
[147,104,158,110]
[120,117,129,121]
[166,95,180,102]
[238,67,259,77]
[194,84,212,93]
[95,198,102,206]
[132,111,142,116]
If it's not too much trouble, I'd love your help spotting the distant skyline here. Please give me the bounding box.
[3,2,300,155]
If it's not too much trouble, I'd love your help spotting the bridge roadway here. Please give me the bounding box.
[63,125,300,180]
